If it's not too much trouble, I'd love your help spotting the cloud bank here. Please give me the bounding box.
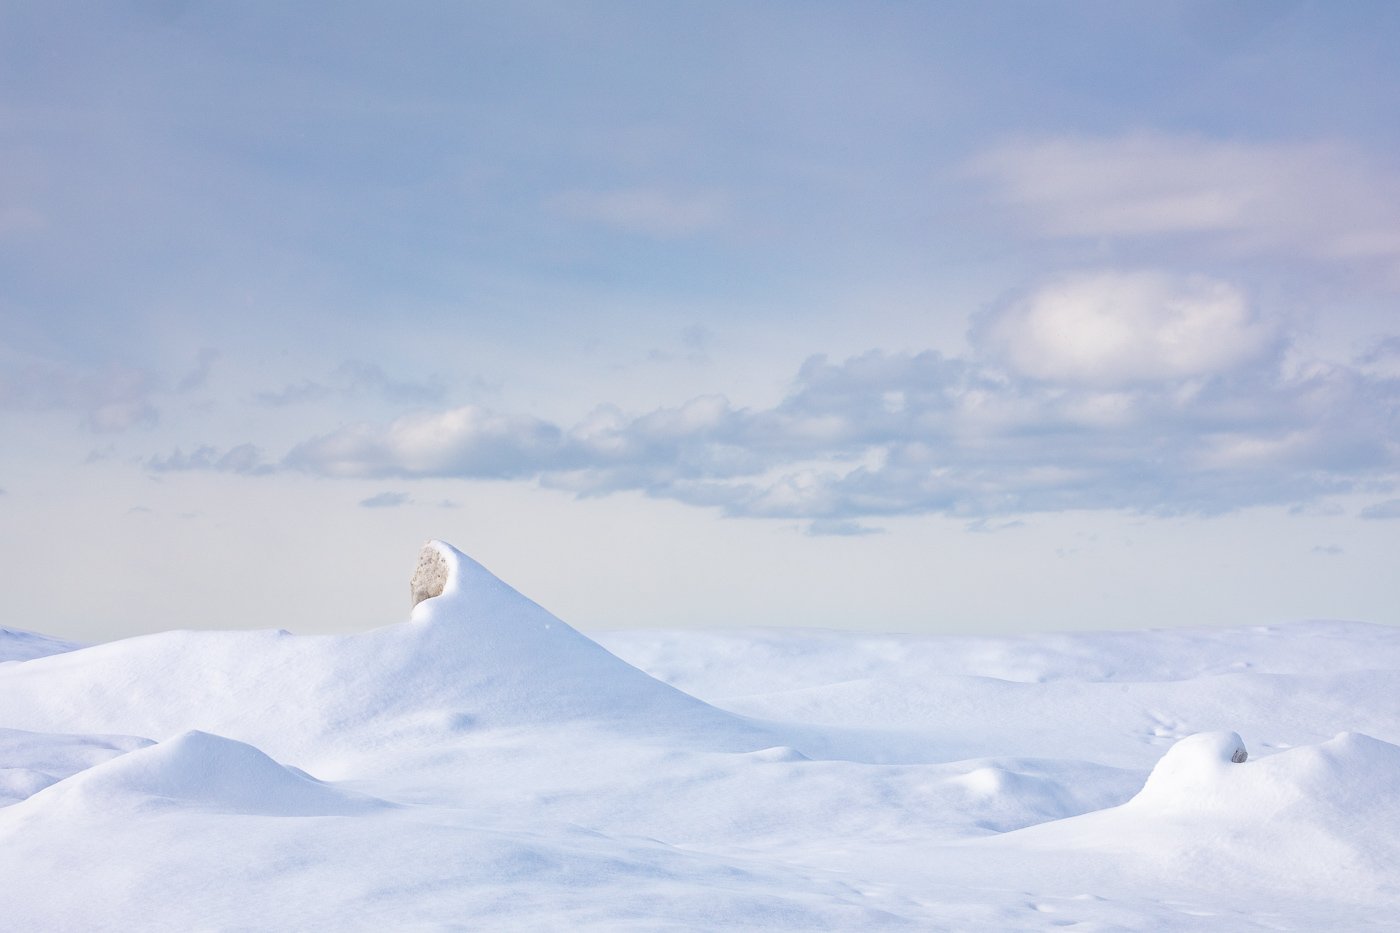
[153,271,1400,528]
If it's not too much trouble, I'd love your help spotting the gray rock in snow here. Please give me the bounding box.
[410,543,450,608]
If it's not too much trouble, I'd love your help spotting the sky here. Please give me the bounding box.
[3,1,1399,642]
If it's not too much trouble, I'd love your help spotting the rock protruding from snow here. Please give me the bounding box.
[0,540,765,771]
[1132,731,1248,809]
[410,542,451,608]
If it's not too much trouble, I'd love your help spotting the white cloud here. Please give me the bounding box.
[285,406,562,479]
[975,271,1274,386]
[972,133,1400,275]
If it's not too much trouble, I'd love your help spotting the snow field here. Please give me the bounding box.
[2,540,1398,929]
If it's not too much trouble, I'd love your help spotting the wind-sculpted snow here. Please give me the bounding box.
[2,543,1399,928]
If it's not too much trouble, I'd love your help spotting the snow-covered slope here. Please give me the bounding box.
[2,541,1398,929]
[0,541,766,773]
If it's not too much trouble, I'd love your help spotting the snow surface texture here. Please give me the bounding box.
[2,540,1399,930]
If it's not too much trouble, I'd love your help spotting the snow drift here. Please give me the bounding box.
[12,730,389,817]
[0,541,764,772]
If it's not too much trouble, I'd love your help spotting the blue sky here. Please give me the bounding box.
[3,1,1399,640]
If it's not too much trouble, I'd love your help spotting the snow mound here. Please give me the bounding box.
[0,541,763,770]
[949,761,1109,832]
[23,731,387,817]
[392,541,764,740]
[1130,730,1249,808]
[1129,730,1400,820]
[994,730,1400,895]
